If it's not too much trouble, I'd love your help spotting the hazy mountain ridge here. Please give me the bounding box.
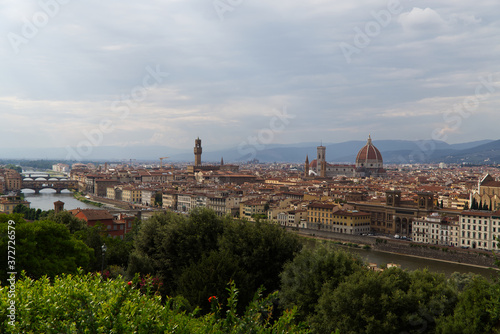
[0,139,498,164]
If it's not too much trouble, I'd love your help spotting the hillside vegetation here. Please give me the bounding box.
[1,209,500,333]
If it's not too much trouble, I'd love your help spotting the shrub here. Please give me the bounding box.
[0,271,309,333]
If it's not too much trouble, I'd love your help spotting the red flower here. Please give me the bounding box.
[208,296,217,303]
[128,281,132,286]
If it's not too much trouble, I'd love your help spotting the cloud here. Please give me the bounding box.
[0,0,499,154]
[398,7,448,33]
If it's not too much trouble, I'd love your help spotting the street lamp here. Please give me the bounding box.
[101,243,107,272]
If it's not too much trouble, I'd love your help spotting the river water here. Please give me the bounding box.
[22,190,99,211]
[346,246,498,279]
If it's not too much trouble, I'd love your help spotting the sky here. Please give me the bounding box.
[1,0,499,158]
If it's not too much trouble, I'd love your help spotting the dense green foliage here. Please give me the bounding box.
[436,275,500,333]
[10,160,57,170]
[154,192,163,206]
[279,245,364,322]
[3,164,22,173]
[311,268,458,334]
[3,209,500,333]
[0,271,308,333]
[0,215,93,283]
[128,208,303,313]
[46,211,87,233]
[13,204,52,221]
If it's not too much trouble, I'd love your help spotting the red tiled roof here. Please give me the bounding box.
[71,209,114,221]
[482,180,500,188]
[356,135,383,163]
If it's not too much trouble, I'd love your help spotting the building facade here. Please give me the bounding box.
[459,210,500,250]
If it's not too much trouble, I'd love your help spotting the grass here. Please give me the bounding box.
[72,191,104,208]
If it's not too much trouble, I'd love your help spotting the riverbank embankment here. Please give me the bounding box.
[293,228,498,269]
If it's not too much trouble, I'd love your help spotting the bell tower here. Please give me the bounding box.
[386,190,401,207]
[304,155,309,178]
[316,143,326,174]
[194,137,202,166]
[417,192,434,210]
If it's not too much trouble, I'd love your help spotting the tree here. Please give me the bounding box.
[154,192,163,207]
[0,272,309,333]
[0,218,93,282]
[73,224,106,272]
[279,245,364,322]
[218,219,303,312]
[311,268,457,334]
[47,211,87,233]
[128,208,302,314]
[13,204,52,221]
[5,164,22,173]
[102,235,134,269]
[174,249,247,313]
[471,198,478,210]
[128,208,223,295]
[436,276,500,334]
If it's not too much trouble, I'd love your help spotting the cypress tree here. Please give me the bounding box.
[471,198,478,210]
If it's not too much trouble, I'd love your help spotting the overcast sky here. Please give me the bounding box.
[1,0,499,155]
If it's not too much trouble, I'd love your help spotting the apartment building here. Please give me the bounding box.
[122,186,142,203]
[162,191,178,210]
[459,210,500,250]
[412,213,459,246]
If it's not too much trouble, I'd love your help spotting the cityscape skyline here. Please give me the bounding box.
[1,1,499,154]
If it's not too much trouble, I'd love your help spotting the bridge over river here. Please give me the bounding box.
[21,174,77,194]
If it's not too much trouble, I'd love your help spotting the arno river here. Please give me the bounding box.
[22,190,98,211]
[22,190,498,279]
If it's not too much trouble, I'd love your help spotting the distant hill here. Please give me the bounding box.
[0,146,185,161]
[438,140,500,164]
[178,139,498,164]
[1,139,498,164]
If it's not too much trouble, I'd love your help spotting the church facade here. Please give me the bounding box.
[304,135,386,178]
[471,174,500,211]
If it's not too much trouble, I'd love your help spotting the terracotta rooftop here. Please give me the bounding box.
[70,209,114,221]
